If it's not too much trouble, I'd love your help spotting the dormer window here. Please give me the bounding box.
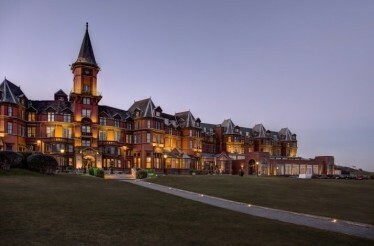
[100,117,107,126]
[156,111,160,117]
[47,112,55,122]
[235,128,239,133]
[63,113,71,122]
[114,119,120,128]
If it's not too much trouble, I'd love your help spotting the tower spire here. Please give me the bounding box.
[73,22,98,68]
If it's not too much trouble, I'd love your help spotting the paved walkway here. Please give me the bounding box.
[122,179,374,240]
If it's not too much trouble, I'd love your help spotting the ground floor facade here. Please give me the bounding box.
[48,145,334,176]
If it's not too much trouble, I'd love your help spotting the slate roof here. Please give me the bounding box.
[55,89,67,96]
[128,98,157,117]
[175,111,197,128]
[29,100,72,114]
[252,124,267,138]
[98,105,129,119]
[73,23,98,67]
[201,123,216,134]
[162,113,178,127]
[279,128,294,141]
[0,78,27,104]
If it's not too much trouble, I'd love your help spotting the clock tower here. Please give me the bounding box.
[70,23,102,168]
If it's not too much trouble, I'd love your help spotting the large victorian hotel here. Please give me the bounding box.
[0,24,334,175]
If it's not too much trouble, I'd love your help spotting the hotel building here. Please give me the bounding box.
[0,24,334,175]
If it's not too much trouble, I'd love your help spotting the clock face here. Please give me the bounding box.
[84,68,91,75]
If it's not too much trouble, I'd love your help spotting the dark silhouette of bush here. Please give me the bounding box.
[27,154,58,174]
[17,151,35,169]
[0,151,23,170]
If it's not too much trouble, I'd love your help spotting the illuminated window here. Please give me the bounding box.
[48,112,55,122]
[28,112,36,121]
[46,126,55,137]
[99,131,107,141]
[27,127,36,137]
[189,140,193,149]
[189,130,192,136]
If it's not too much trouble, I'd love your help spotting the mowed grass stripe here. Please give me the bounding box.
[148,175,374,225]
[0,169,372,246]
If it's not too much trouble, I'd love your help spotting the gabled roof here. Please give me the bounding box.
[98,105,129,119]
[128,98,157,118]
[175,111,197,128]
[252,124,267,138]
[29,100,72,114]
[73,23,98,67]
[0,78,27,104]
[54,89,67,96]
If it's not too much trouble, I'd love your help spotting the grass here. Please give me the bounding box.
[148,175,374,225]
[0,169,372,245]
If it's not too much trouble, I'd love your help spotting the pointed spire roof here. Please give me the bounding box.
[0,78,27,104]
[74,23,98,67]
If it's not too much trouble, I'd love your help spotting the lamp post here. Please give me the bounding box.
[256,161,259,177]
[60,149,65,171]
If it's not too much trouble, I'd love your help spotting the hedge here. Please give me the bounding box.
[27,154,58,174]
[0,151,23,170]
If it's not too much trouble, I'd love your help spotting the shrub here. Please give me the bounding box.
[136,169,148,179]
[88,167,94,176]
[27,154,58,174]
[0,151,23,170]
[17,152,34,169]
[96,169,105,178]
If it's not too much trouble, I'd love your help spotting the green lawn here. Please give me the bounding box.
[0,169,372,246]
[148,175,374,225]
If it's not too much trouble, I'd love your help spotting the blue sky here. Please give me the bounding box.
[1,0,373,171]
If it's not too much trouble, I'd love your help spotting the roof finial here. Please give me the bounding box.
[86,22,88,30]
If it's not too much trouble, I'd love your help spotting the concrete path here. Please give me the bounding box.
[122,179,374,240]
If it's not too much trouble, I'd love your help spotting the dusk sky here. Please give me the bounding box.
[1,0,373,171]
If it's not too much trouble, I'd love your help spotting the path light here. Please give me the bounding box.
[332,219,337,223]
[199,194,204,197]
[247,204,252,207]
[168,187,172,190]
